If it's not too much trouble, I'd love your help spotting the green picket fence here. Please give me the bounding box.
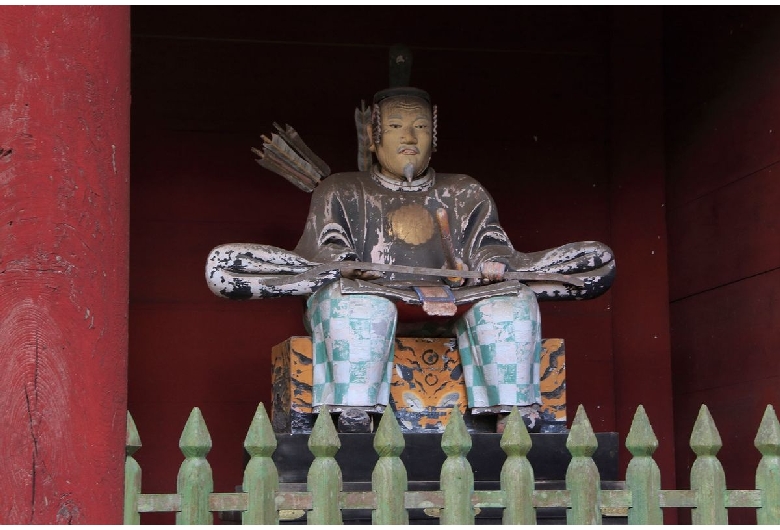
[124,404,780,525]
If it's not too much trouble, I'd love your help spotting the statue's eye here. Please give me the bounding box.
[388,123,402,129]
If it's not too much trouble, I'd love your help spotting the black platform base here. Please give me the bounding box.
[269,432,625,525]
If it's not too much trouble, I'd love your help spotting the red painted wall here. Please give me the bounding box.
[665,6,780,524]
[128,7,675,521]
[609,7,677,502]
[0,6,130,524]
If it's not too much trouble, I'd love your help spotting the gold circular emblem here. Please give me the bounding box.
[387,204,435,245]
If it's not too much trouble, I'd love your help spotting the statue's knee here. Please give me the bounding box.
[469,289,538,315]
[306,280,341,308]
[515,285,539,308]
[307,281,397,339]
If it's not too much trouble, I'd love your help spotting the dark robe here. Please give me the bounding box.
[205,167,614,302]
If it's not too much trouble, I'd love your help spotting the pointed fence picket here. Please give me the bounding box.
[756,405,780,524]
[242,405,278,524]
[372,407,408,524]
[624,405,662,524]
[124,412,142,525]
[125,403,780,525]
[499,409,534,524]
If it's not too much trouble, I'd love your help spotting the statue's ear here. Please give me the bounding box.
[367,123,376,152]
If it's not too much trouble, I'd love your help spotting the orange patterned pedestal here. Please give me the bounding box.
[271,337,566,433]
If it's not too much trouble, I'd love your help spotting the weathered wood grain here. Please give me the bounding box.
[0,6,130,524]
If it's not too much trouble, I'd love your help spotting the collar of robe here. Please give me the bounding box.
[371,165,435,192]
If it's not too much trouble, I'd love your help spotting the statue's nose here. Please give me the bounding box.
[402,126,418,144]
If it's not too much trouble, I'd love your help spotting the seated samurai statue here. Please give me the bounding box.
[206,85,615,431]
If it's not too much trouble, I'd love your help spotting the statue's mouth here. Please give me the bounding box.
[397,146,419,155]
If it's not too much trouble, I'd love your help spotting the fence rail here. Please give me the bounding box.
[124,403,780,524]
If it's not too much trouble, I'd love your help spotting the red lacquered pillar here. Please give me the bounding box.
[0,6,130,524]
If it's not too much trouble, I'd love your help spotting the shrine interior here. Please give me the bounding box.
[128,6,780,524]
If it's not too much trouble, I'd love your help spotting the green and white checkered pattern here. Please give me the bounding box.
[455,287,541,408]
[307,281,397,407]
[308,281,540,411]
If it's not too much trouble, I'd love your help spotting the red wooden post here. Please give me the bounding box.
[0,6,130,524]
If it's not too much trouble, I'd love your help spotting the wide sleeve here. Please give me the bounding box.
[293,175,361,264]
[451,176,615,300]
[205,243,337,300]
[452,178,531,274]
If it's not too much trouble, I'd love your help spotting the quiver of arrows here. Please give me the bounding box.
[252,123,331,193]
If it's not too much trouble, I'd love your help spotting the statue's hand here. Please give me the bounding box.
[479,261,507,284]
[340,267,383,281]
[443,258,468,287]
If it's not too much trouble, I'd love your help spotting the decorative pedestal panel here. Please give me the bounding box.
[271,336,567,433]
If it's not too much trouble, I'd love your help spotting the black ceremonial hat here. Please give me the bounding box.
[373,44,431,105]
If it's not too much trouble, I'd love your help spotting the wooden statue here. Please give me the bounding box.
[206,48,615,432]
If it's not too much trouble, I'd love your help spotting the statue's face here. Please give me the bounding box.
[372,96,433,182]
